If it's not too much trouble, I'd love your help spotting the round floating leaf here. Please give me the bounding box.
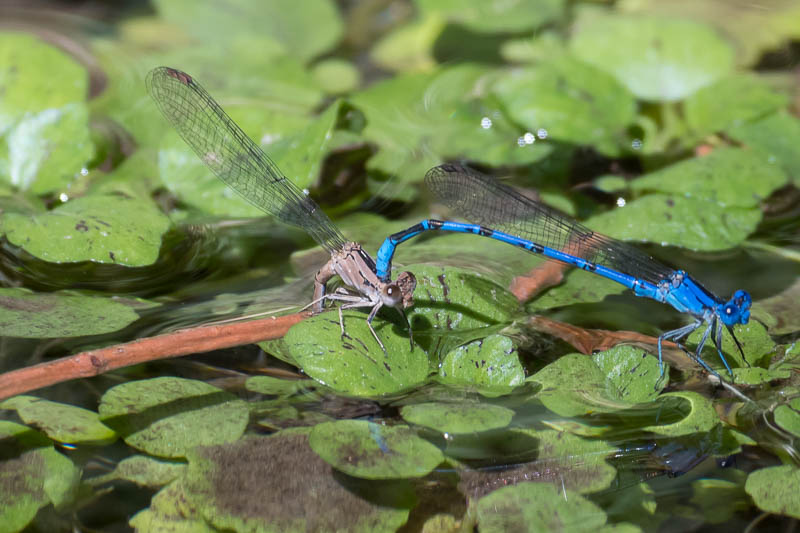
[152,0,342,62]
[438,335,525,394]
[370,15,444,73]
[91,455,186,489]
[98,377,249,458]
[476,482,607,532]
[400,402,515,434]
[2,104,94,194]
[746,465,800,519]
[774,398,800,438]
[687,319,774,373]
[758,279,800,335]
[184,432,415,532]
[493,57,636,156]
[684,75,787,138]
[309,420,444,479]
[587,194,762,251]
[0,33,87,115]
[311,59,360,93]
[570,14,734,101]
[0,288,140,338]
[1,194,171,266]
[630,148,787,208]
[728,111,800,186]
[407,265,519,331]
[1,396,115,445]
[644,391,718,437]
[129,480,217,533]
[415,0,565,33]
[529,350,664,417]
[245,376,315,396]
[0,421,81,532]
[460,429,617,499]
[285,311,429,397]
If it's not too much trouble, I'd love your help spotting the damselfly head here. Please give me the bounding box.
[720,289,751,326]
[381,271,417,309]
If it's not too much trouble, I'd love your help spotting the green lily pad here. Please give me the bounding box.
[285,311,429,397]
[692,474,749,524]
[308,420,444,479]
[475,482,607,532]
[407,265,519,331]
[311,59,360,94]
[615,0,800,67]
[90,455,186,489]
[0,33,94,194]
[492,56,636,156]
[370,15,444,73]
[746,465,800,519]
[414,0,565,33]
[0,194,171,266]
[630,148,787,208]
[643,391,718,437]
[0,421,81,533]
[152,0,342,63]
[129,479,217,533]
[351,65,550,181]
[684,75,787,139]
[0,288,140,338]
[400,402,515,434]
[728,111,800,185]
[587,194,762,251]
[184,432,415,532]
[2,104,94,195]
[245,376,316,396]
[570,13,734,101]
[528,348,664,418]
[0,396,116,445]
[774,398,800,438]
[460,429,617,499]
[438,335,525,394]
[98,377,249,458]
[686,319,775,373]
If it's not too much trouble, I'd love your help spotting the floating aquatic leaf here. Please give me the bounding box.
[415,0,565,33]
[90,455,186,489]
[493,56,636,156]
[98,377,249,458]
[630,148,787,208]
[0,421,81,533]
[0,288,140,338]
[1,396,116,445]
[746,465,800,519]
[285,311,429,397]
[570,12,734,101]
[684,75,787,139]
[309,420,444,479]
[644,391,718,437]
[1,194,171,266]
[438,335,525,394]
[184,431,415,531]
[400,401,515,434]
[728,110,800,185]
[588,194,762,251]
[475,482,608,532]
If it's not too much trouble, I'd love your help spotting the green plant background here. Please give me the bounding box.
[1,0,800,531]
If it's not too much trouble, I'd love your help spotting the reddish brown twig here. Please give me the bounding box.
[0,312,309,401]
[528,315,691,370]
[509,261,569,302]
